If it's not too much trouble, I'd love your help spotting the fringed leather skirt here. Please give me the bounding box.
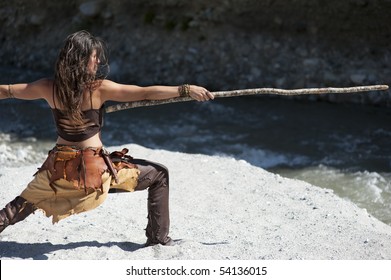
[20,145,140,223]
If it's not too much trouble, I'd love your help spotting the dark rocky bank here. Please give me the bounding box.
[1,0,390,105]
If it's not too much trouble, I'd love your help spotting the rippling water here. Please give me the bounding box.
[0,84,390,225]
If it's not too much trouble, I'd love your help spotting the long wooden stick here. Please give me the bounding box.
[105,84,389,113]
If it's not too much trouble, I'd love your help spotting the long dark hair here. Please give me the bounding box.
[54,30,109,124]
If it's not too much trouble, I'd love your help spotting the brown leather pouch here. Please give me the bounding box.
[109,148,137,170]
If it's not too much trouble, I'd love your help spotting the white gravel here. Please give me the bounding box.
[1,144,391,260]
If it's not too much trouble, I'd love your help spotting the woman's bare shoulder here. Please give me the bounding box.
[97,79,143,103]
[35,78,54,100]
[99,79,118,88]
[98,79,122,100]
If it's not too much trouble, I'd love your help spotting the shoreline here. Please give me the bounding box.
[1,144,391,260]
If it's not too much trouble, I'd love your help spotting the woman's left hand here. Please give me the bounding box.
[189,85,214,102]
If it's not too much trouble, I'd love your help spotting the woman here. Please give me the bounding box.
[0,30,213,246]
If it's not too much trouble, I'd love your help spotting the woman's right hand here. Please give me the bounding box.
[188,85,214,102]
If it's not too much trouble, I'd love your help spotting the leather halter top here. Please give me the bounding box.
[51,90,104,142]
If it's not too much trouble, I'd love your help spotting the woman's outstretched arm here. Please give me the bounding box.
[0,79,51,100]
[99,79,214,103]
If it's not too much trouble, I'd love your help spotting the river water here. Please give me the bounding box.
[0,80,390,226]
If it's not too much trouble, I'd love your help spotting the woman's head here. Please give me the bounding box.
[57,30,108,78]
[54,30,109,123]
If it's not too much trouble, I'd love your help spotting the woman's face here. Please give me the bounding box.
[87,49,100,74]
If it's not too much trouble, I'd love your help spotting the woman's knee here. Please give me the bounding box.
[154,163,169,182]
[134,160,169,190]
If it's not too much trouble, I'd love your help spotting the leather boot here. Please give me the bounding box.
[133,160,174,246]
[0,196,35,234]
[144,170,174,246]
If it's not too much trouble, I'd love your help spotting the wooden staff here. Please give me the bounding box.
[105,84,389,113]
